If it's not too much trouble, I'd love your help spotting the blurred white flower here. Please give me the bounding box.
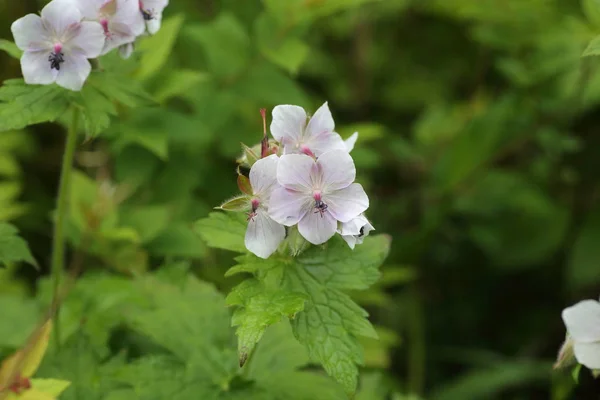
[561,299,600,369]
[270,102,347,157]
[11,0,105,91]
[345,132,358,152]
[75,0,145,55]
[118,41,134,59]
[338,214,374,249]
[269,150,369,245]
[139,0,169,34]
[245,154,286,259]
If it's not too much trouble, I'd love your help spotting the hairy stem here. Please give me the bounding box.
[51,107,80,347]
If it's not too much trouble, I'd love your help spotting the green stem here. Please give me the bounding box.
[51,107,80,346]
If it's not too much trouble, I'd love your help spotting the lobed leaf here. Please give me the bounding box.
[194,212,247,253]
[0,222,37,268]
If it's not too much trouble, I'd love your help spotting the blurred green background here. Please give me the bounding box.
[2,0,600,398]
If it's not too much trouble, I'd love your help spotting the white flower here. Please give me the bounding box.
[75,0,145,55]
[269,150,369,245]
[338,214,374,249]
[11,0,105,91]
[245,154,286,259]
[270,102,347,157]
[139,0,169,34]
[561,299,600,369]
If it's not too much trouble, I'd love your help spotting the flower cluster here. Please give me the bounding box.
[556,298,600,370]
[10,0,169,91]
[220,102,374,259]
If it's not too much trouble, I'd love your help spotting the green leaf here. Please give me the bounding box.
[137,15,185,81]
[226,279,307,366]
[185,14,251,79]
[583,35,600,57]
[254,13,309,74]
[0,39,22,59]
[119,205,171,243]
[430,361,552,400]
[87,72,156,109]
[583,0,600,28]
[0,222,37,268]
[154,69,209,102]
[568,205,600,288]
[194,212,247,253]
[0,294,41,347]
[228,235,390,394]
[146,224,207,258]
[0,80,69,132]
[77,84,117,136]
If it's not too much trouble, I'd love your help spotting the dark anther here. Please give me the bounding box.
[48,52,65,71]
[358,226,365,238]
[141,9,154,20]
[314,199,328,217]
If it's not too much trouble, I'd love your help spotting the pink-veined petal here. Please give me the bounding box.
[305,102,334,139]
[113,0,146,36]
[573,342,600,370]
[11,15,52,51]
[298,209,337,245]
[249,154,279,198]
[21,51,56,86]
[42,0,83,35]
[269,187,311,226]
[562,300,600,343]
[345,132,358,152]
[305,131,347,157]
[318,150,356,192]
[55,54,91,91]
[271,105,307,145]
[277,154,315,192]
[69,21,105,58]
[101,21,136,54]
[245,209,285,259]
[74,0,104,20]
[325,183,369,223]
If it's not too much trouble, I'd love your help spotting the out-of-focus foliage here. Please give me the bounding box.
[2,0,600,398]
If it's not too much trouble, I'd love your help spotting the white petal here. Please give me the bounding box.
[573,342,600,370]
[298,208,337,245]
[69,21,105,58]
[339,214,370,236]
[21,51,56,85]
[74,0,103,20]
[305,102,334,138]
[277,154,316,192]
[101,21,136,54]
[318,150,356,192]
[245,209,286,259]
[118,41,134,59]
[305,131,347,157]
[55,54,91,91]
[11,14,52,51]
[324,183,369,223]
[113,0,146,36]
[42,0,83,35]
[341,234,357,249]
[250,154,280,198]
[268,187,311,226]
[345,132,358,152]
[146,17,162,35]
[271,105,307,145]
[562,300,600,343]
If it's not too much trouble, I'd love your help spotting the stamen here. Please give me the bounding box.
[48,51,65,71]
[247,199,260,221]
[358,226,365,237]
[139,1,155,20]
[100,18,110,35]
[300,145,315,158]
[313,193,328,218]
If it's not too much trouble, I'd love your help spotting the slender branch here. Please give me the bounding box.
[51,107,80,347]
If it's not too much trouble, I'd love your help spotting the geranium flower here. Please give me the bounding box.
[138,0,169,34]
[269,150,369,245]
[75,0,145,55]
[561,299,600,369]
[11,0,105,91]
[270,102,347,157]
[338,214,374,249]
[244,154,286,259]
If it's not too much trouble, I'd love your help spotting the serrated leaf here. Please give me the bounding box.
[154,69,209,102]
[137,15,185,81]
[29,378,71,397]
[583,0,600,28]
[583,35,600,57]
[87,72,156,109]
[194,212,247,253]
[226,279,307,366]
[228,235,390,394]
[0,39,22,59]
[0,223,37,268]
[0,80,69,132]
[77,84,117,136]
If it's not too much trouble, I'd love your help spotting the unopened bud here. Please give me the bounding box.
[554,335,576,369]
